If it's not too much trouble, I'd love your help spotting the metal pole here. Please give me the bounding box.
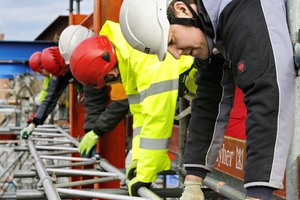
[47,168,118,177]
[56,126,80,146]
[32,137,72,142]
[69,0,74,13]
[178,97,189,184]
[40,155,92,161]
[40,141,72,146]
[55,177,119,188]
[287,0,300,199]
[35,146,78,151]
[203,176,245,200]
[13,189,132,199]
[31,132,66,137]
[75,0,81,14]
[34,126,60,131]
[16,190,45,199]
[27,138,61,200]
[14,170,115,178]
[98,158,161,199]
[13,170,36,178]
[0,151,24,178]
[44,160,97,168]
[38,150,77,156]
[32,125,63,131]
[0,192,16,200]
[57,188,149,200]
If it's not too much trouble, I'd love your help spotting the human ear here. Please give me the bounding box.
[108,67,119,77]
[173,1,192,17]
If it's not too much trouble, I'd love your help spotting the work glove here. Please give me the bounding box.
[126,159,138,180]
[78,130,99,158]
[180,180,204,200]
[128,177,152,196]
[20,123,35,139]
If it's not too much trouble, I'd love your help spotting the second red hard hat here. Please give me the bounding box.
[69,35,117,88]
[41,46,66,76]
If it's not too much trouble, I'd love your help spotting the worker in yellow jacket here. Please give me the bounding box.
[69,20,194,196]
[58,24,129,158]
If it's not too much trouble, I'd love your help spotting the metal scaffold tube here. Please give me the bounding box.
[46,168,118,177]
[55,126,79,146]
[34,145,78,151]
[98,158,162,199]
[40,155,93,161]
[13,125,163,199]
[57,188,150,200]
[38,150,77,156]
[31,132,66,137]
[203,176,245,200]
[0,151,24,178]
[178,97,189,184]
[54,177,119,188]
[26,137,61,200]
[32,137,72,142]
[44,160,97,168]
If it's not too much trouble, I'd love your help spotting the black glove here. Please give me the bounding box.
[128,177,151,196]
[126,159,138,180]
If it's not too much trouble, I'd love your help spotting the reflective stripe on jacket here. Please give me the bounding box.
[101,20,194,182]
[38,74,52,103]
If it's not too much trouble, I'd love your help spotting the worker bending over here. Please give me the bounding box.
[20,25,129,158]
[119,0,295,199]
[69,20,194,196]
[27,51,52,124]
[58,25,129,158]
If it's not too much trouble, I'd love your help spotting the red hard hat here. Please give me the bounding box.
[29,51,42,72]
[70,35,117,88]
[41,46,66,76]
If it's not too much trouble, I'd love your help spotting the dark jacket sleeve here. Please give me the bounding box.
[83,85,109,133]
[93,98,129,137]
[32,74,71,126]
[83,85,129,137]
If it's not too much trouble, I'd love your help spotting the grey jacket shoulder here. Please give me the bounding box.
[200,0,232,43]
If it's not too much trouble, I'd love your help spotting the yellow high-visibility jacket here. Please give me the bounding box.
[38,74,52,104]
[100,20,194,183]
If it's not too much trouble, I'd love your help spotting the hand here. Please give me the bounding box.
[78,130,99,158]
[126,159,138,180]
[128,177,151,196]
[180,180,204,200]
[20,123,35,139]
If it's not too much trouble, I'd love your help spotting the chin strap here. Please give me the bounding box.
[167,0,214,39]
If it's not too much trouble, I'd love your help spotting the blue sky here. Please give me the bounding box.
[0,0,94,41]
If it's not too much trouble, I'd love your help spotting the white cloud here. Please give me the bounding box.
[0,0,94,41]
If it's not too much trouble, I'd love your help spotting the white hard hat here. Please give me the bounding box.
[119,0,170,61]
[58,25,95,64]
